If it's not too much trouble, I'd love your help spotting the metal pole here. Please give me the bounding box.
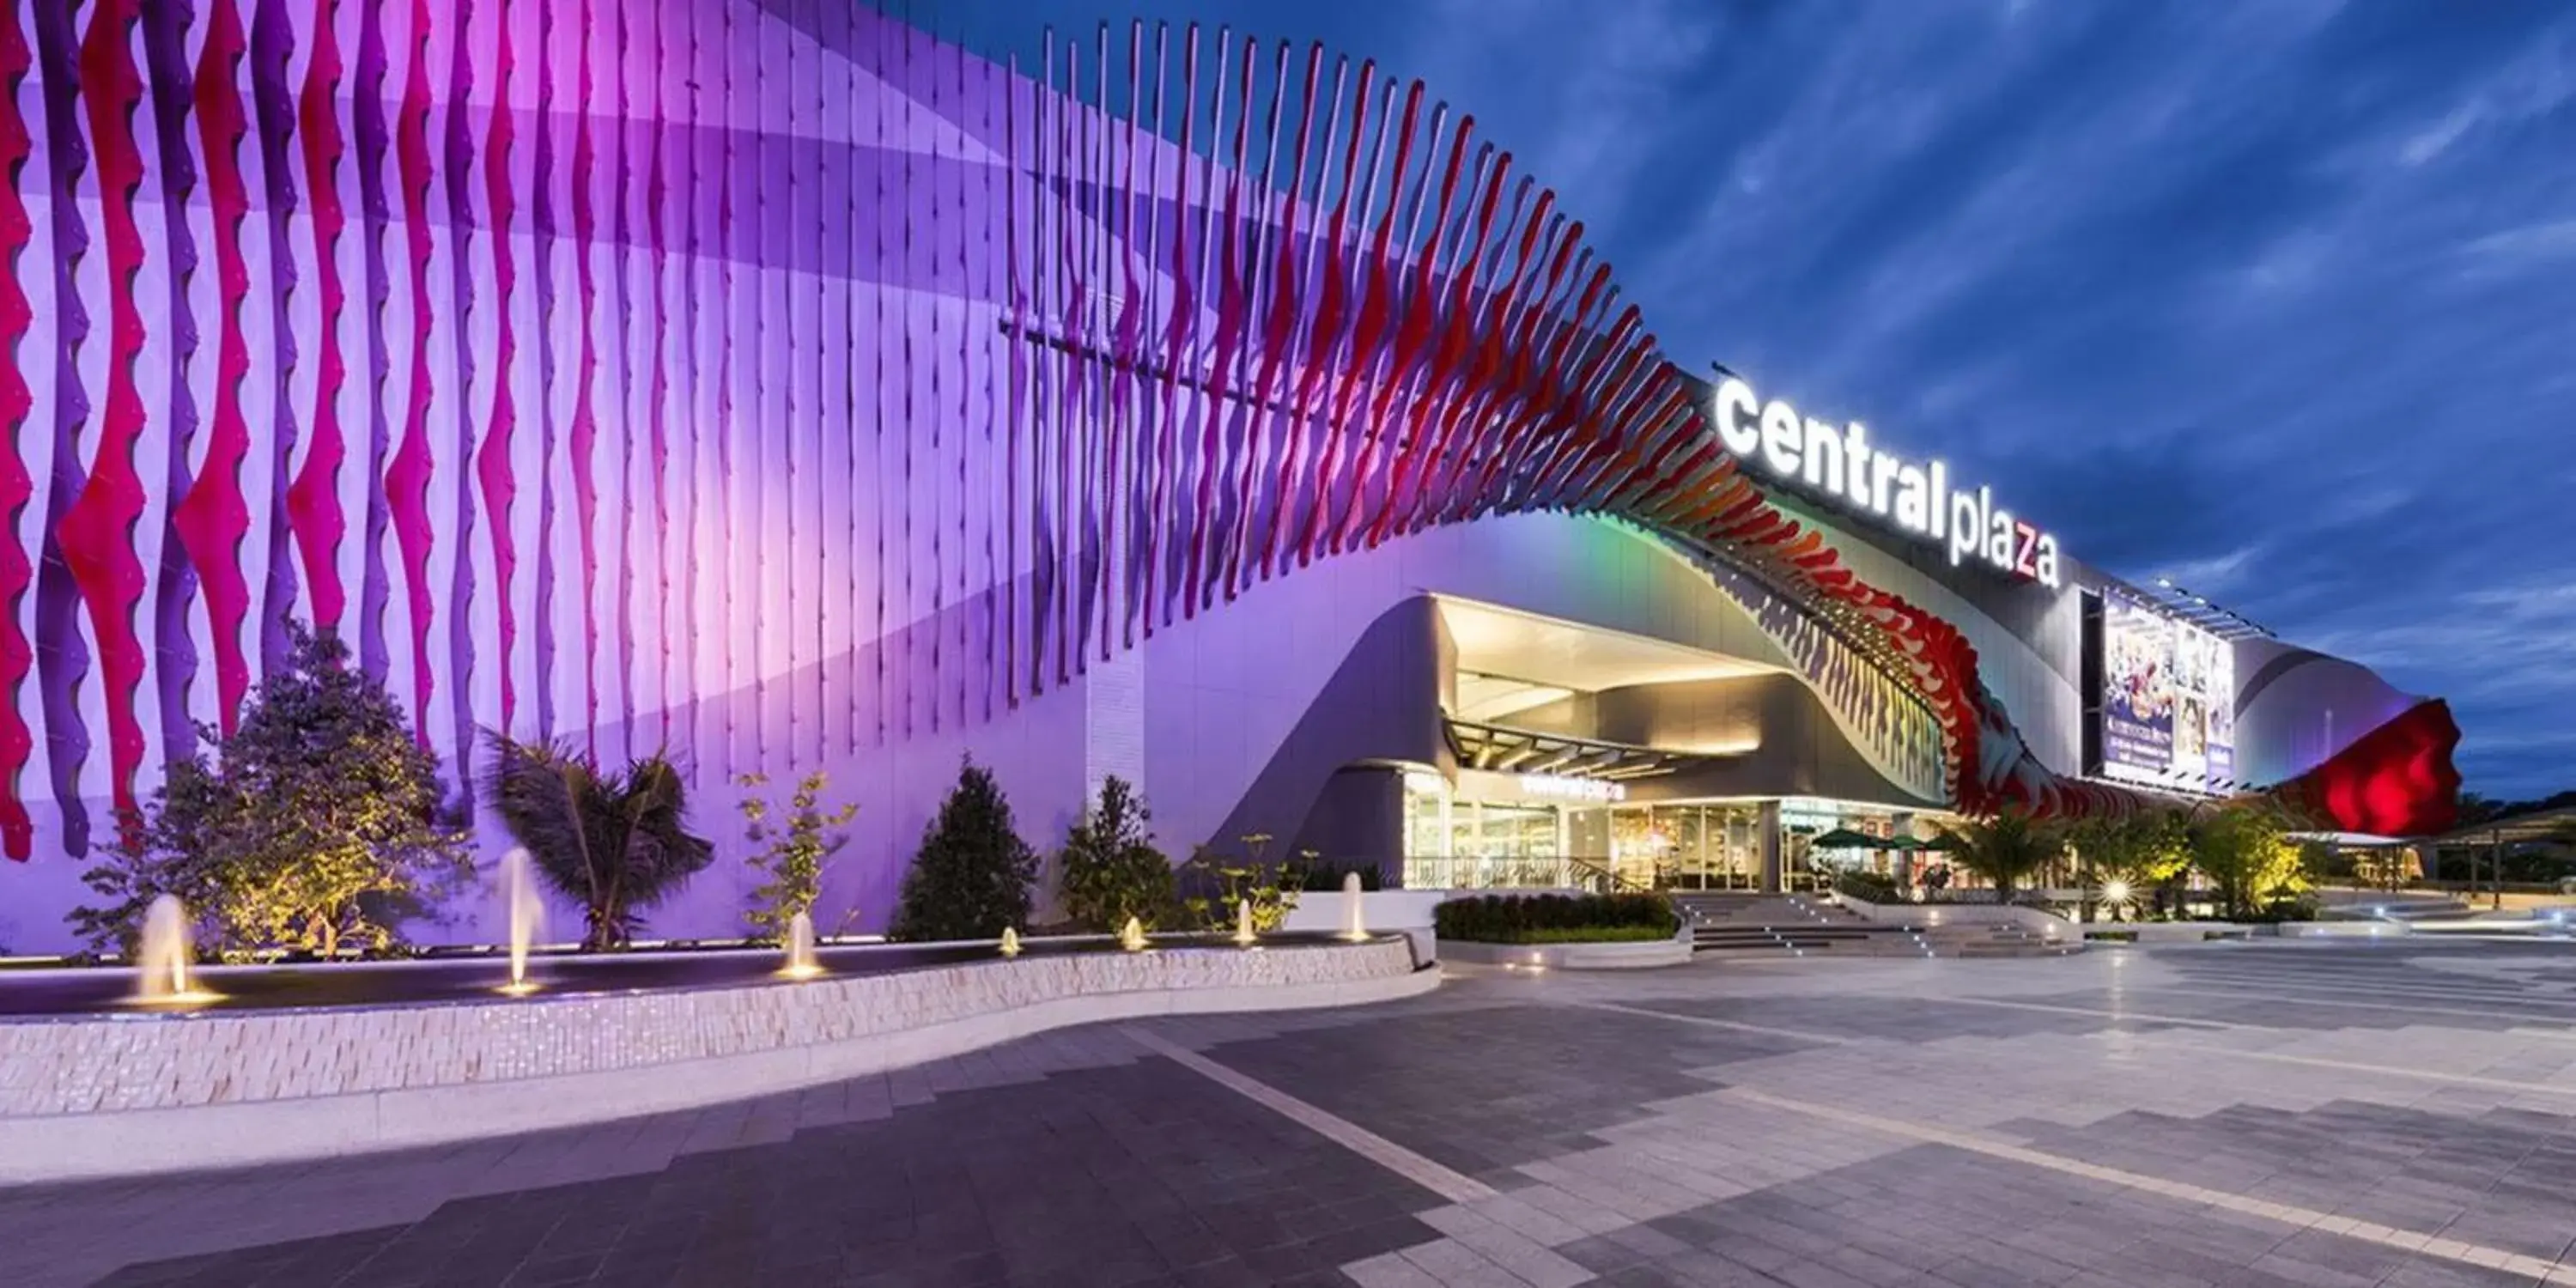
[2493,829,2504,910]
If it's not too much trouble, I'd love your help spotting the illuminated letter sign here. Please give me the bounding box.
[1517,775,1626,803]
[1710,375,2060,588]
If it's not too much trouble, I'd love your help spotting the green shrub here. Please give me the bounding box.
[1058,776,1176,933]
[890,758,1038,942]
[1434,893,1679,944]
[1508,925,1678,945]
[2239,894,2321,925]
[1834,871,1899,903]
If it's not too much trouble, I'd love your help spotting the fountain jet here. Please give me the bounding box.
[779,911,823,979]
[131,894,215,1005]
[1234,898,1257,946]
[1341,872,1369,941]
[500,848,543,995]
[999,927,1022,957]
[1119,916,1147,951]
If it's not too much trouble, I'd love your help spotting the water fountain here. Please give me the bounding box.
[999,927,1022,957]
[499,848,543,995]
[1119,916,1147,951]
[1233,897,1257,947]
[130,894,214,1005]
[1340,871,1369,941]
[777,911,823,980]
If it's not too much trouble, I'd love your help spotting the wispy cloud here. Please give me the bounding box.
[2461,218,2576,264]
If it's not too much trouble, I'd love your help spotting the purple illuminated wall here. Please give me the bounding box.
[5,1,1063,864]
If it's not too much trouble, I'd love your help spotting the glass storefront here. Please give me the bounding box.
[1564,802,1765,890]
[1401,772,1578,889]
[1783,797,1897,889]
[1400,769,1949,893]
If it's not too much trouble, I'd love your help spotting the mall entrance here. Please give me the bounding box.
[1400,769,1934,894]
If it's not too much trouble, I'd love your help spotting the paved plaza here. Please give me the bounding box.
[13,941,2576,1287]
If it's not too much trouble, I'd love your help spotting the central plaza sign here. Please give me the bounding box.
[1709,375,2061,589]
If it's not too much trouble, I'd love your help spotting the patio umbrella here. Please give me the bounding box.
[1807,827,1882,849]
[1915,830,1964,852]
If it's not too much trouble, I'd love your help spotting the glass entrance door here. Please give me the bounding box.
[1445,801,1564,887]
[1584,803,1765,890]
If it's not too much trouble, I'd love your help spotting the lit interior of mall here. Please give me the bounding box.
[1398,770,1961,893]
[1394,598,1990,894]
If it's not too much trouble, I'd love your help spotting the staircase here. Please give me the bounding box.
[1932,921,2085,958]
[1673,893,1934,958]
[1670,892,2081,959]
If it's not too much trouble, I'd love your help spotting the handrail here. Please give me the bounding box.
[1565,857,1657,896]
[1397,854,1662,896]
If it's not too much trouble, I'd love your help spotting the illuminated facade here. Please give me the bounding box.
[0,3,2457,947]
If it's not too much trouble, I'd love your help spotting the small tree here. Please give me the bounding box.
[70,623,469,958]
[1178,832,1308,933]
[1942,810,2061,905]
[889,758,1037,942]
[738,770,859,942]
[2190,801,2306,920]
[1058,775,1175,933]
[2067,811,2189,921]
[483,732,716,950]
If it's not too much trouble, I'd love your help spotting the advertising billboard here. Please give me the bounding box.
[2099,592,2235,786]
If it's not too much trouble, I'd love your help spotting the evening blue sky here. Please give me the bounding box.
[941,0,2576,801]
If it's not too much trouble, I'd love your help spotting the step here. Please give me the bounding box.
[1683,905,1870,928]
[1940,940,2085,958]
[1692,927,1934,952]
[1695,939,1939,960]
[1690,927,1891,945]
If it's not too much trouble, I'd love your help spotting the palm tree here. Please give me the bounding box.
[1941,810,2063,905]
[482,731,715,950]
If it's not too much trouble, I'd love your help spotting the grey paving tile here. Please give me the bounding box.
[27,945,2576,1288]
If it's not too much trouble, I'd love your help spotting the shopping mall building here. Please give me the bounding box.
[0,3,2459,949]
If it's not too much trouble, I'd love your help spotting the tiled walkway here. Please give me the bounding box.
[13,941,2576,1287]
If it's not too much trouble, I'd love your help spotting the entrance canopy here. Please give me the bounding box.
[1444,720,1702,783]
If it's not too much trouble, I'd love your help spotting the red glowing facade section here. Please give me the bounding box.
[2274,700,2464,838]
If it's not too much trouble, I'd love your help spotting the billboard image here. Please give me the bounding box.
[2102,594,2178,775]
[2190,627,2238,781]
[2099,592,2236,786]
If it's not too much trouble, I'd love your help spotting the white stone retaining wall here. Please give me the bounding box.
[0,939,1416,1123]
[1436,935,1693,970]
[1279,890,1460,962]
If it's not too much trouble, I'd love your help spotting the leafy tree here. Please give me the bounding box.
[2188,801,2306,920]
[738,769,859,942]
[1941,810,2062,905]
[2066,811,2188,920]
[1057,775,1176,932]
[889,758,1037,942]
[483,732,715,950]
[70,623,469,958]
